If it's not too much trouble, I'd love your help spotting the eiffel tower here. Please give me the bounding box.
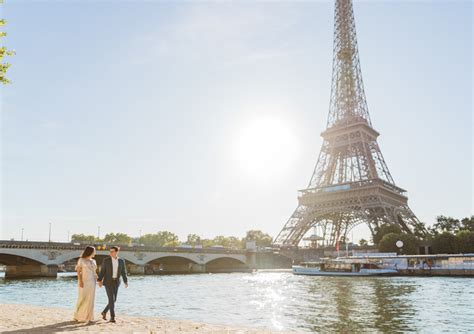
[274,0,425,247]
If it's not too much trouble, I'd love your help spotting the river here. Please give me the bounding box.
[0,272,473,332]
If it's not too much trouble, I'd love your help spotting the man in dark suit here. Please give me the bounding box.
[97,246,128,323]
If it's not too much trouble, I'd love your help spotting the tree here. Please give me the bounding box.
[460,216,474,232]
[103,233,132,245]
[431,232,459,254]
[212,236,244,249]
[0,1,15,84]
[200,238,215,248]
[224,236,244,249]
[379,233,419,255]
[412,221,429,239]
[397,233,419,255]
[71,234,99,244]
[244,230,273,248]
[186,234,201,246]
[429,216,461,235]
[139,231,179,247]
[358,239,368,247]
[455,230,474,253]
[373,224,402,245]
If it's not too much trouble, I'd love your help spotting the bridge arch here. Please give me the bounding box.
[0,253,46,266]
[203,255,246,265]
[144,253,199,265]
[0,249,49,265]
[144,255,199,274]
[205,256,248,273]
[0,249,58,278]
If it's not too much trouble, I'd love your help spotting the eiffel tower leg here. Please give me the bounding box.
[397,205,427,237]
[274,205,318,246]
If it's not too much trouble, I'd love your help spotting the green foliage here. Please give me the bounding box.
[379,233,419,255]
[460,216,474,232]
[431,232,459,254]
[426,216,473,254]
[211,235,244,249]
[244,230,273,248]
[71,234,99,244]
[186,234,201,246]
[103,233,132,245]
[139,231,180,247]
[72,229,273,250]
[429,216,462,235]
[412,221,429,239]
[0,4,15,84]
[358,238,368,247]
[187,230,273,249]
[373,224,402,245]
[187,235,245,249]
[456,230,474,253]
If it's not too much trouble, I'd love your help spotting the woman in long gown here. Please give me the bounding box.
[73,246,97,323]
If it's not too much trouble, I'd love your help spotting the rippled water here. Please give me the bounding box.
[1,272,473,332]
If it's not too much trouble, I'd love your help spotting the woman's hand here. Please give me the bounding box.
[79,281,84,288]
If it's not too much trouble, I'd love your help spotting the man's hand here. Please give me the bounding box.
[124,283,128,288]
[98,281,103,288]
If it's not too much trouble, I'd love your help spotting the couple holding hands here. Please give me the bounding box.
[73,245,128,324]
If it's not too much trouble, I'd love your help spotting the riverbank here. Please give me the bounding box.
[0,304,278,333]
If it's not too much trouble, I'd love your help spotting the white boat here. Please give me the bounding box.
[292,259,398,276]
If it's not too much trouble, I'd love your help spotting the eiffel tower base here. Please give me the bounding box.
[274,180,423,247]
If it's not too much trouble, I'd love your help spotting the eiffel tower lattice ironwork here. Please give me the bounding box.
[274,0,424,247]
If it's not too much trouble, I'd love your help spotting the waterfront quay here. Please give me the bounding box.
[341,253,474,277]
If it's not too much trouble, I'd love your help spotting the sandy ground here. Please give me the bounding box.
[0,304,281,334]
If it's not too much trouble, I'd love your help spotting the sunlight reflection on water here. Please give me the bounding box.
[0,272,473,332]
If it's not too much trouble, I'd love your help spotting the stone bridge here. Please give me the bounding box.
[0,241,256,278]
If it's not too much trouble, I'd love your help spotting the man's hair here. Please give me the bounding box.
[110,246,120,252]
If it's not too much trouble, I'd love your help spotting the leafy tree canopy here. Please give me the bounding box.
[358,238,368,247]
[0,2,15,84]
[431,232,460,254]
[139,231,180,247]
[456,230,474,253]
[71,234,98,244]
[379,232,419,255]
[373,224,402,245]
[244,230,273,248]
[103,233,132,245]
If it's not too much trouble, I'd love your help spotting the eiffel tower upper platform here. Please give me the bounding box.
[274,0,425,247]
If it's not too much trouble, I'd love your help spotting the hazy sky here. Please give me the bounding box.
[1,0,472,243]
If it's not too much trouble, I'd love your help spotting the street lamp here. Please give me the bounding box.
[21,228,24,241]
[48,222,52,242]
[396,240,404,255]
[97,226,101,240]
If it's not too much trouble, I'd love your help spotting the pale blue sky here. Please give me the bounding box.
[1,0,472,243]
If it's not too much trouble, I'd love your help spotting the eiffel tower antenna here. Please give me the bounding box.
[274,0,425,247]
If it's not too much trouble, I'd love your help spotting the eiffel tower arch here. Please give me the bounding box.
[274,0,425,247]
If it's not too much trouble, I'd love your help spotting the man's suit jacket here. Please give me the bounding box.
[97,257,128,286]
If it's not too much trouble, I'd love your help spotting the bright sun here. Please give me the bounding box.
[233,117,298,180]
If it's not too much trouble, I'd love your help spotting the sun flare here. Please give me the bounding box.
[233,117,298,179]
